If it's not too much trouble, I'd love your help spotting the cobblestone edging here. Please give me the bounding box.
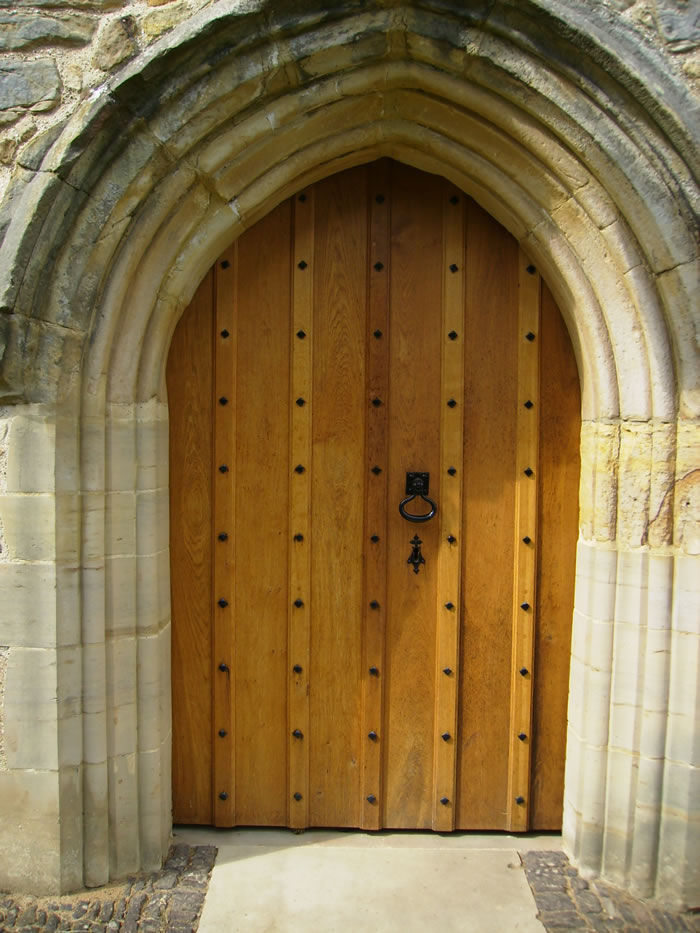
[523,850,700,933]
[0,844,216,932]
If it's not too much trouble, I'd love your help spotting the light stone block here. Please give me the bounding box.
[83,709,108,764]
[159,622,171,741]
[587,618,613,672]
[570,608,590,664]
[109,701,138,758]
[629,803,662,899]
[56,562,81,647]
[581,667,611,747]
[611,621,646,709]
[603,748,636,837]
[83,760,109,888]
[635,755,665,809]
[108,751,140,878]
[0,493,55,560]
[137,633,162,751]
[106,414,137,492]
[105,490,137,556]
[646,553,674,629]
[661,759,699,815]
[6,414,56,493]
[579,743,608,827]
[665,710,700,768]
[136,487,169,555]
[567,656,586,737]
[656,810,700,910]
[614,549,647,624]
[0,561,57,647]
[0,770,61,894]
[4,646,58,769]
[672,557,700,635]
[106,555,137,636]
[639,708,669,760]
[81,492,106,563]
[574,544,617,620]
[135,414,168,491]
[106,636,137,717]
[138,747,164,868]
[641,627,671,712]
[609,702,640,753]
[137,550,161,633]
[563,723,583,807]
[58,712,83,769]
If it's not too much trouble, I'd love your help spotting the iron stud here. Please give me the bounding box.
[519,667,529,676]
[369,666,379,676]
[375,194,385,203]
[220,260,230,269]
[218,598,228,608]
[218,662,229,673]
[374,262,384,271]
[368,731,378,741]
[449,263,458,273]
[293,792,302,801]
[525,332,536,341]
[526,264,536,275]
[296,329,306,339]
[448,331,458,340]
[447,398,457,408]
[518,732,527,741]
[450,195,459,204]
[367,794,377,803]
[522,536,532,544]
[441,733,451,742]
[292,729,303,739]
[447,535,456,544]
[443,667,453,675]
[294,464,305,474]
[218,532,228,541]
[294,599,304,608]
[219,396,228,405]
[219,791,228,800]
[293,664,302,674]
[524,400,534,409]
[370,600,380,609]
[370,535,380,542]
[447,467,457,475]
[220,329,230,338]
[371,465,382,475]
[440,797,450,806]
[373,329,383,338]
[296,397,306,406]
[298,193,307,202]
[515,795,525,805]
[294,533,304,542]
[521,602,530,611]
[218,729,227,738]
[298,260,308,269]
[372,397,382,407]
[219,464,229,473]
[524,467,533,476]
[445,602,455,611]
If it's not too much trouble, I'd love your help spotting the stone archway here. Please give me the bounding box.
[0,0,697,908]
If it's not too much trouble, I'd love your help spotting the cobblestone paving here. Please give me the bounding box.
[0,844,216,933]
[523,850,700,933]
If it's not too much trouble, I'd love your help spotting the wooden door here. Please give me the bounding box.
[168,160,580,832]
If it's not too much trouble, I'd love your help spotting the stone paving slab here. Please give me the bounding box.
[523,850,700,933]
[0,844,215,932]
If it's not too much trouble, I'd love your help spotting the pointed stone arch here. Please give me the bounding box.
[0,0,697,907]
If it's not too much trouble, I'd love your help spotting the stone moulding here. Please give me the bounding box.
[0,0,697,909]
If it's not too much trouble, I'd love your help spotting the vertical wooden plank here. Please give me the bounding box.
[530,282,580,829]
[457,201,519,830]
[432,186,465,830]
[506,251,541,831]
[383,163,443,829]
[233,202,292,825]
[168,271,214,824]
[361,161,390,829]
[288,189,314,828]
[309,167,368,828]
[213,245,237,825]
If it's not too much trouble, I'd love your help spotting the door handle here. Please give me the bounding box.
[399,472,437,523]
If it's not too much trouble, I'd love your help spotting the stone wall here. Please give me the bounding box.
[0,0,699,207]
[0,0,697,909]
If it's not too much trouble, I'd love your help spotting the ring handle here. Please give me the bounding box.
[399,493,437,523]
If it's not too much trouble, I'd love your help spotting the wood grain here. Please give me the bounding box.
[457,200,519,830]
[530,282,580,829]
[168,269,214,825]
[309,167,367,828]
[506,250,541,831]
[383,162,443,829]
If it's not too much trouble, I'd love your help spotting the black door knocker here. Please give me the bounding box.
[399,473,437,574]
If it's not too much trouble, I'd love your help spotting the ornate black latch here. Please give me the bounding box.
[399,472,436,573]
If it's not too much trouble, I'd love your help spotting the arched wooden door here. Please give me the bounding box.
[167,160,580,832]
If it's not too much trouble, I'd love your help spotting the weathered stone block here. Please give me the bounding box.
[93,16,138,71]
[0,11,95,51]
[0,58,60,126]
[0,770,61,893]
